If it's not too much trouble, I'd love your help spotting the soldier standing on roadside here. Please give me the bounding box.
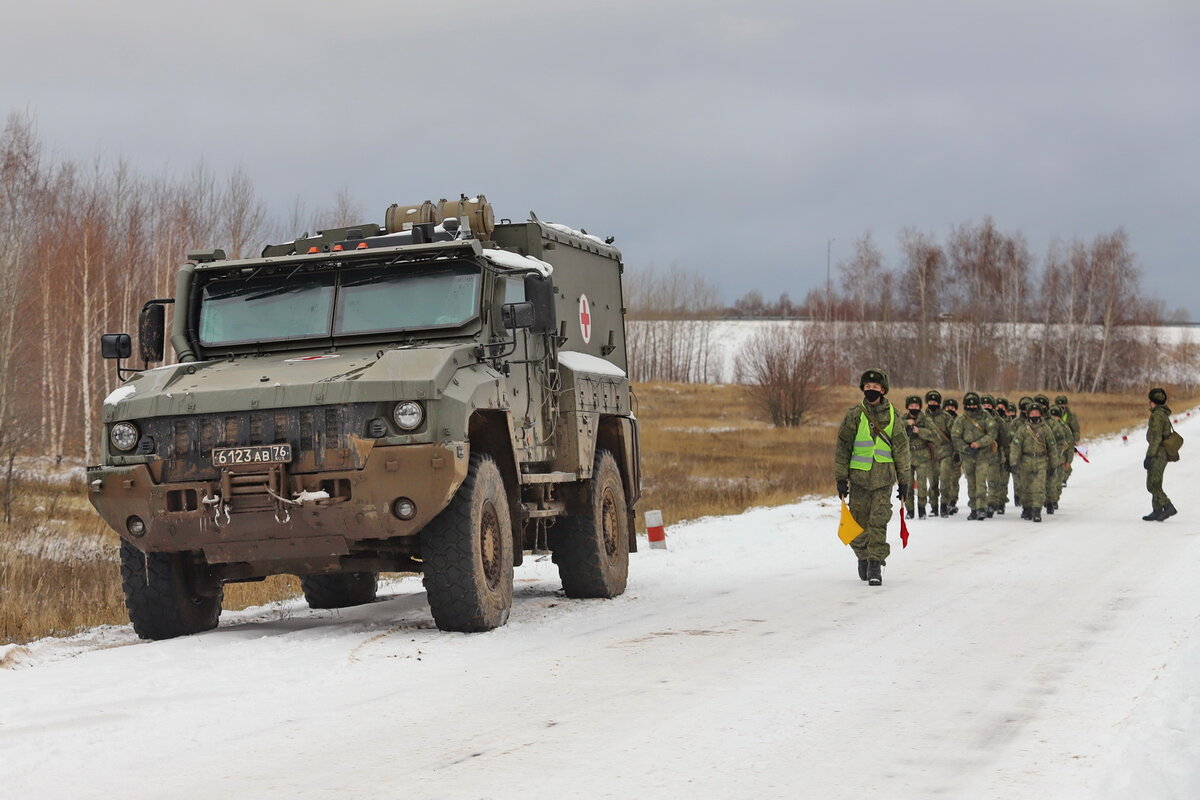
[916,390,954,517]
[834,369,913,586]
[951,392,998,520]
[1143,387,1178,521]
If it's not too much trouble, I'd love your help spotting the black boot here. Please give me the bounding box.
[1045,503,1055,515]
[1143,507,1163,521]
[985,506,994,519]
[1021,506,1031,520]
[906,508,914,520]
[1032,508,1042,522]
[967,509,980,520]
[1159,503,1177,520]
[858,559,868,581]
[939,502,949,518]
[995,504,1005,516]
[918,505,927,520]
[866,560,882,586]
[950,503,959,515]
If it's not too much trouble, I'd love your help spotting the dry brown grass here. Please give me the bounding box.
[2,382,1194,645]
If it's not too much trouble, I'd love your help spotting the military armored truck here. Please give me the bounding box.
[88,196,640,639]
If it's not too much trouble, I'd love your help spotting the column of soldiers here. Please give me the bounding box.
[906,391,1079,523]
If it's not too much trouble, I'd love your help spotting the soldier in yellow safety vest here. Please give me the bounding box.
[834,368,913,586]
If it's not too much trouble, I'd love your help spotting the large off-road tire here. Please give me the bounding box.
[299,572,378,609]
[421,453,514,632]
[553,449,630,598]
[119,541,223,640]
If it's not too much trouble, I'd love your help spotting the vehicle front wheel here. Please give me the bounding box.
[119,541,223,640]
[299,572,378,609]
[421,453,514,632]
[552,449,630,598]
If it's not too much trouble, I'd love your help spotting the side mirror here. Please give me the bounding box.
[139,303,166,363]
[524,274,557,334]
[501,301,536,330]
[101,333,132,360]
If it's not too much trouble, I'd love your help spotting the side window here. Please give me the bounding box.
[503,277,525,304]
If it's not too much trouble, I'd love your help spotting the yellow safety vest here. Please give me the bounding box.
[851,403,895,470]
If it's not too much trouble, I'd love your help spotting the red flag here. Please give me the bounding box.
[1074,445,1090,463]
[899,509,910,549]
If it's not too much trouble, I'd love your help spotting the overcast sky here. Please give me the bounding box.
[4,0,1197,316]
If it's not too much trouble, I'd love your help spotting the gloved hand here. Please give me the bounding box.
[836,478,849,499]
[897,483,908,502]
[1143,456,1150,470]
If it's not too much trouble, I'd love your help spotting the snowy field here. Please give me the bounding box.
[3,415,1200,799]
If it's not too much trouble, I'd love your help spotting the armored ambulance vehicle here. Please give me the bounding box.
[88,196,640,638]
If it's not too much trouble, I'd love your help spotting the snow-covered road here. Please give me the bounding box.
[3,414,1200,799]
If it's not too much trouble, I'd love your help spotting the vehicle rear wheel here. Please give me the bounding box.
[300,572,378,609]
[421,453,514,632]
[553,449,630,598]
[119,541,222,640]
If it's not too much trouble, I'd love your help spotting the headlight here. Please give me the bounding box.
[393,401,424,431]
[110,422,140,452]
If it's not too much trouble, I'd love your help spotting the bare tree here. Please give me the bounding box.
[737,323,829,427]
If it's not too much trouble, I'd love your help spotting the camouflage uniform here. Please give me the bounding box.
[902,396,933,518]
[951,392,998,520]
[916,390,955,517]
[834,370,912,576]
[1143,388,1176,520]
[1045,407,1072,511]
[981,395,1007,515]
[994,399,1014,508]
[1056,395,1080,485]
[1009,411,1054,521]
[942,398,962,513]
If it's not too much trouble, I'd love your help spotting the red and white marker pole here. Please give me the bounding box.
[646,510,667,550]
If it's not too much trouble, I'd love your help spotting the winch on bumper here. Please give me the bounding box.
[87,442,469,562]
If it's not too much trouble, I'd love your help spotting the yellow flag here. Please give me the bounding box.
[838,499,864,545]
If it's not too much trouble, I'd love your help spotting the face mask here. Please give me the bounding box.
[965,404,979,411]
[863,389,883,403]
[1030,416,1042,423]
[928,403,940,411]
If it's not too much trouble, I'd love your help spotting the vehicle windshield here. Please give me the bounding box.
[198,260,481,347]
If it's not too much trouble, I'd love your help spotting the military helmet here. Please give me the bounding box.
[1018,398,1032,412]
[980,394,995,406]
[1055,395,1068,406]
[1050,405,1064,417]
[1149,387,1167,404]
[1034,393,1050,407]
[944,397,958,409]
[905,394,922,407]
[859,368,889,394]
[963,391,981,407]
[925,389,942,404]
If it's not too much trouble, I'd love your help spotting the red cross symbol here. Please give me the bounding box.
[579,294,592,344]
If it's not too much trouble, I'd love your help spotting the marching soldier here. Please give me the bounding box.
[834,369,913,586]
[1143,387,1178,521]
[943,397,961,514]
[1046,406,1072,513]
[916,390,955,517]
[1056,395,1080,485]
[951,392,998,520]
[1009,403,1053,522]
[980,394,1007,516]
[903,395,933,519]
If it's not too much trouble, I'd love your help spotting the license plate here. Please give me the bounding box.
[212,444,293,467]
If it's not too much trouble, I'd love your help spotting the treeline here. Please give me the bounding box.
[627,221,1192,394]
[0,113,361,463]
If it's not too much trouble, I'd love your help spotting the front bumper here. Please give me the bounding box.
[87,442,469,562]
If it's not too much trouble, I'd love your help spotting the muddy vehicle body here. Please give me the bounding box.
[89,197,640,638]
